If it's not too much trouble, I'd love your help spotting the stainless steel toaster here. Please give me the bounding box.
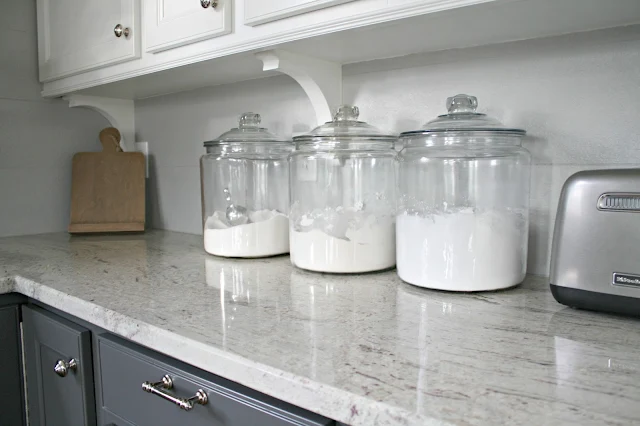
[550,168,640,316]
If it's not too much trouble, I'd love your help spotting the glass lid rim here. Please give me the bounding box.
[292,134,397,142]
[399,127,526,137]
[203,138,292,146]
[435,112,488,118]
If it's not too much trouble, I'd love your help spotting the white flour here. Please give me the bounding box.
[290,216,396,273]
[396,208,527,291]
[204,210,289,258]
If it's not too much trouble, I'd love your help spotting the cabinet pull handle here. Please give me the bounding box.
[54,358,78,377]
[142,375,208,411]
[114,24,130,38]
[201,0,218,8]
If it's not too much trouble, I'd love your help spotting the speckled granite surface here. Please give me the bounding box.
[1,231,639,425]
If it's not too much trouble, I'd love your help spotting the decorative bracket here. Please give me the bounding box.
[63,94,135,151]
[255,49,342,125]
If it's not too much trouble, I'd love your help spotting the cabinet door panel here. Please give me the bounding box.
[37,0,140,81]
[145,0,232,53]
[244,0,356,26]
[0,306,26,426]
[22,306,96,426]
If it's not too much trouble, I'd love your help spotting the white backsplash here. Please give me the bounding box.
[135,25,640,276]
[0,0,108,237]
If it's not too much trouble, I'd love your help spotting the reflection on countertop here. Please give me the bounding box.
[1,230,639,426]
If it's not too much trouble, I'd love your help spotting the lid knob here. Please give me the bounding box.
[333,105,359,122]
[239,112,261,128]
[446,94,478,114]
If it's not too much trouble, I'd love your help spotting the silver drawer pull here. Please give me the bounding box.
[54,358,78,377]
[142,375,208,411]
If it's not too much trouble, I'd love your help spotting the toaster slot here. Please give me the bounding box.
[597,193,640,212]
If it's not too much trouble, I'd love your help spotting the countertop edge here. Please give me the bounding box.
[6,274,447,426]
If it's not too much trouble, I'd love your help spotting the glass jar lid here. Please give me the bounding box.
[293,105,396,142]
[400,94,526,137]
[204,112,287,146]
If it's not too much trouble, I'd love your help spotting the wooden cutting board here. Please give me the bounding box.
[69,128,145,233]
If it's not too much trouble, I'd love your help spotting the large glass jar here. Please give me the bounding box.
[200,113,292,258]
[396,94,531,291]
[289,105,397,273]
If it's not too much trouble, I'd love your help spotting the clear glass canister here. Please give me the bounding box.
[200,113,292,257]
[289,105,397,273]
[396,94,531,291]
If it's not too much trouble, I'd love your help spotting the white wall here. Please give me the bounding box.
[135,25,640,276]
[0,0,108,237]
[136,76,315,235]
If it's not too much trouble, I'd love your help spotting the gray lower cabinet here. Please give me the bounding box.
[22,305,96,426]
[0,305,26,426]
[100,410,136,426]
[97,334,333,426]
[12,299,334,426]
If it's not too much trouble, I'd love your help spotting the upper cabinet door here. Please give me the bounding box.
[144,0,232,53]
[244,0,356,26]
[37,0,140,82]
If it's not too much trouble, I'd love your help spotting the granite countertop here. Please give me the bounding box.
[1,231,639,425]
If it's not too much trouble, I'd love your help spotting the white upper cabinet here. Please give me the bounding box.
[144,0,232,53]
[36,0,140,82]
[37,0,640,99]
[244,0,356,26]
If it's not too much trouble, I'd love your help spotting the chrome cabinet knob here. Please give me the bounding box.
[201,0,218,8]
[114,24,130,38]
[54,359,78,377]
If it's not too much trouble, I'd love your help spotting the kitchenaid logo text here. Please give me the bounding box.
[613,273,640,287]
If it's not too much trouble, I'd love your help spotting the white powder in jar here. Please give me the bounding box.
[290,216,396,273]
[396,208,527,291]
[204,210,289,258]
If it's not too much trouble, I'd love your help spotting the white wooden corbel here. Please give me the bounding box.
[63,94,135,151]
[255,49,342,125]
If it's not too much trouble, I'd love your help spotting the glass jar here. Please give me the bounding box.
[396,94,531,291]
[200,113,292,258]
[289,105,397,273]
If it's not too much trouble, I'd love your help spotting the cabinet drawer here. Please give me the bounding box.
[244,0,356,26]
[101,409,136,426]
[22,305,96,426]
[98,334,332,426]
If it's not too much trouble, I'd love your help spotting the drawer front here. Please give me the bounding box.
[101,409,136,426]
[22,305,96,426]
[98,334,332,426]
